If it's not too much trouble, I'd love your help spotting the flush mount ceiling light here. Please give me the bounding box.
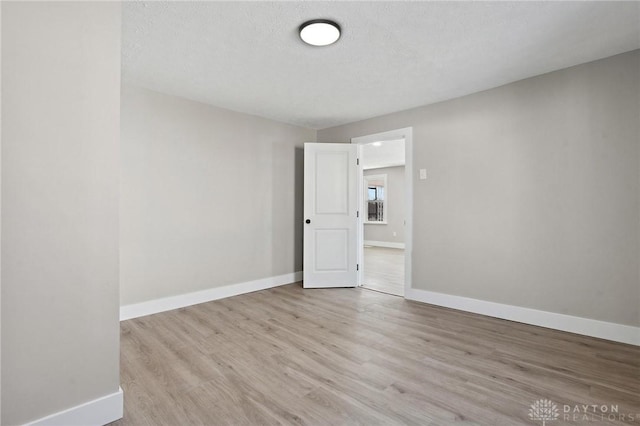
[299,19,341,46]
[372,142,382,147]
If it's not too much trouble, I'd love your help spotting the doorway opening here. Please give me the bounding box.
[352,128,413,298]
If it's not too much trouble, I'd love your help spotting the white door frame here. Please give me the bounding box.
[351,127,413,296]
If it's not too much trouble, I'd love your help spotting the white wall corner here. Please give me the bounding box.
[405,288,640,346]
[364,240,405,249]
[120,271,302,321]
[26,387,123,426]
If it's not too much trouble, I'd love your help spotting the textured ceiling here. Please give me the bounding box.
[122,1,640,129]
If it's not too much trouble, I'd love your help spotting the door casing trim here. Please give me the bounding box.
[351,127,413,295]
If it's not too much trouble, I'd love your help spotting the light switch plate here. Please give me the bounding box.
[419,169,427,180]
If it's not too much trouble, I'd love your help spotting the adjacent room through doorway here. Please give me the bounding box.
[360,138,406,296]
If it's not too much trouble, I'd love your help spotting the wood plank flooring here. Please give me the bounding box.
[112,283,640,425]
[363,246,404,296]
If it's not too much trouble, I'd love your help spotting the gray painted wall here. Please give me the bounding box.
[364,166,405,244]
[1,3,122,424]
[319,50,640,327]
[120,85,316,305]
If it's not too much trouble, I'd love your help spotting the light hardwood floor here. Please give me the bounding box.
[363,246,404,296]
[113,284,639,425]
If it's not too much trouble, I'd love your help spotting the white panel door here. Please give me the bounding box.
[304,143,358,288]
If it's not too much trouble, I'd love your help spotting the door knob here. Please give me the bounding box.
[305,219,311,224]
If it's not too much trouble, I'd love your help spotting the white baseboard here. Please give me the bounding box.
[405,288,640,346]
[364,240,405,249]
[120,271,302,321]
[27,387,123,426]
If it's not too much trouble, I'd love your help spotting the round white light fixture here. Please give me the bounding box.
[299,19,341,46]
[372,142,382,147]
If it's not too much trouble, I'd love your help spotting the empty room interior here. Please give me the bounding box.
[1,1,639,425]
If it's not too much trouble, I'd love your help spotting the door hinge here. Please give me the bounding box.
[357,210,359,218]
[357,264,359,271]
[357,158,359,166]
